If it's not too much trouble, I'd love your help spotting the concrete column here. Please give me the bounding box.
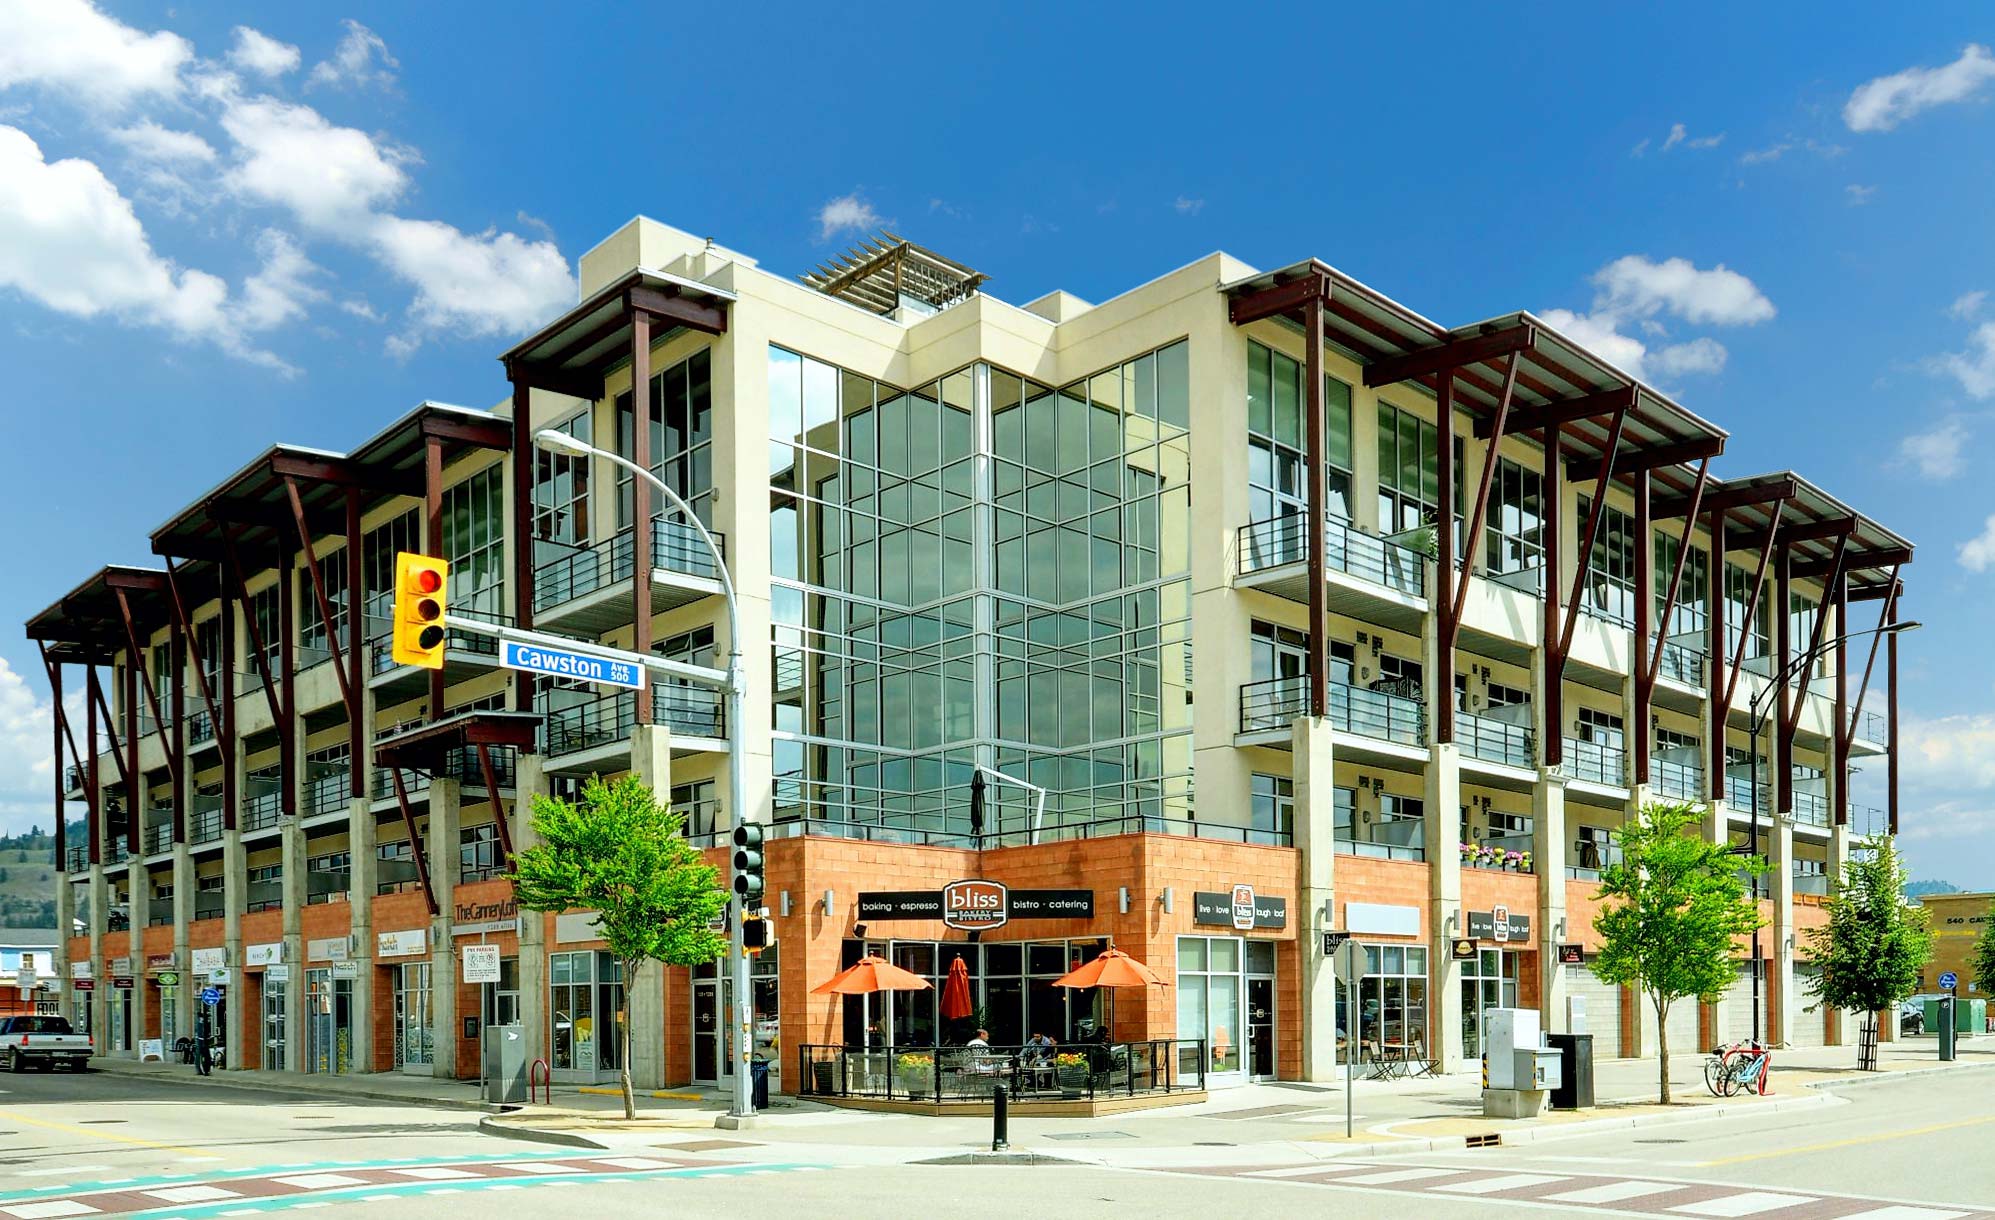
[172,846,194,1042]
[1424,743,1464,1072]
[87,865,108,1049]
[221,821,246,1070]
[1534,773,1570,1034]
[55,871,74,1003]
[126,858,150,1043]
[1769,812,1797,1046]
[347,794,377,1072]
[1291,716,1337,1081]
[279,814,307,1073]
[428,778,462,1079]
[627,725,673,1089]
[514,752,551,1071]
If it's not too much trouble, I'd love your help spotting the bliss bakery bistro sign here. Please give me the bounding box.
[858,880,1095,931]
[1193,884,1288,931]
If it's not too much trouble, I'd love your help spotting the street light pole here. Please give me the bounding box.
[533,430,755,1120]
[1740,620,1918,1045]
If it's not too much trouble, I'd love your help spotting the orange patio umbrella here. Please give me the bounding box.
[1054,948,1167,1041]
[939,955,975,1022]
[812,955,933,995]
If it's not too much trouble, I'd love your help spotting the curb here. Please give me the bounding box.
[84,1059,498,1113]
[476,1116,612,1150]
[1798,1058,1995,1090]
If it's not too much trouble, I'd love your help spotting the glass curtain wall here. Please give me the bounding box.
[767,343,1193,842]
[1246,340,1352,526]
[441,465,505,618]
[615,348,714,528]
[1578,497,1638,626]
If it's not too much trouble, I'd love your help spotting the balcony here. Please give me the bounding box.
[1563,737,1627,787]
[144,821,173,855]
[242,784,282,833]
[1567,841,1623,881]
[1852,709,1887,747]
[1238,676,1425,749]
[1337,818,1425,861]
[65,845,89,873]
[1851,804,1887,837]
[188,708,216,749]
[533,516,727,635]
[1725,773,1771,815]
[189,795,223,845]
[1792,789,1830,829]
[1462,832,1534,873]
[106,840,129,866]
[1653,758,1705,801]
[370,744,518,808]
[1655,637,1706,689]
[1794,871,1830,897]
[1459,711,1533,769]
[306,767,351,818]
[539,685,728,773]
[64,763,87,794]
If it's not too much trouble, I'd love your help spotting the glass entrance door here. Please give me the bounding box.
[394,963,433,1072]
[261,978,286,1069]
[306,969,353,1074]
[1461,949,1519,1060]
[692,949,781,1091]
[691,972,720,1083]
[1246,977,1275,1078]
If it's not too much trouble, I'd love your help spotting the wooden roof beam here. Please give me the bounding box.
[1362,324,1536,388]
[627,284,727,335]
[1228,273,1330,326]
[1564,435,1723,482]
[1793,545,1911,579]
[1472,385,1635,438]
[1655,476,1797,519]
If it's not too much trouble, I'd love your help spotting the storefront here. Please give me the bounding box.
[307,965,355,1073]
[261,967,287,1067]
[692,947,779,1090]
[1334,943,1430,1066]
[376,929,429,1074]
[548,949,623,1081]
[1176,935,1279,1082]
[834,938,1108,1051]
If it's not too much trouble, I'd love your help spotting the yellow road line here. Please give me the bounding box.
[1700,1112,1995,1166]
[0,1109,211,1158]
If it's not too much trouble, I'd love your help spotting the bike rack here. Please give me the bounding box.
[529,1057,551,1105]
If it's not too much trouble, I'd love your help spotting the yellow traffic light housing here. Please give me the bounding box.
[390,552,449,670]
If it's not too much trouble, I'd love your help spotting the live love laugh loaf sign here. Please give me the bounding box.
[857,880,1094,931]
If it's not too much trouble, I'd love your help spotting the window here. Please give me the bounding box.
[362,508,420,633]
[671,780,718,841]
[1654,535,1709,638]
[1336,944,1428,1066]
[297,546,348,656]
[1177,936,1246,1074]
[248,582,282,677]
[443,465,506,617]
[460,823,502,882]
[617,347,713,528]
[1578,497,1637,627]
[1723,562,1772,662]
[533,410,592,550]
[1246,341,1352,523]
[1376,402,1437,534]
[1249,774,1292,842]
[1577,707,1624,749]
[196,616,223,693]
[1484,681,1530,709]
[1249,622,1308,683]
[1485,458,1545,579]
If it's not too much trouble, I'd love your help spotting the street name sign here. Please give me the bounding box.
[499,640,643,689]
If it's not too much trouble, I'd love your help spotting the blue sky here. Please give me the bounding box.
[1,2,1992,882]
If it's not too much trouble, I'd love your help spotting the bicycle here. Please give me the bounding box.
[1703,1040,1770,1097]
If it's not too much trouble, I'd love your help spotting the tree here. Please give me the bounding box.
[1591,800,1764,1103]
[1801,835,1931,1067]
[1971,900,1995,999]
[510,775,729,1119]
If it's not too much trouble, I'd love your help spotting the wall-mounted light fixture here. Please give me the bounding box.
[779,891,793,918]
[1159,887,1175,914]
[821,890,836,917]
[1118,887,1131,914]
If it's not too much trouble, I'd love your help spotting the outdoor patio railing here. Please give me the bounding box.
[796,1039,1207,1104]
[1236,514,1426,597]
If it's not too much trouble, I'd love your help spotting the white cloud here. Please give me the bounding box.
[228,26,301,78]
[0,657,57,838]
[307,19,398,91]
[1897,713,1995,846]
[1591,255,1776,327]
[1948,290,1986,320]
[219,96,412,230]
[368,215,575,353]
[1937,321,1995,399]
[1173,195,1205,215]
[109,119,215,165]
[234,229,325,332]
[0,125,284,369]
[1738,136,1845,166]
[1539,307,1652,376]
[1646,336,1728,378]
[1845,44,1995,133]
[0,0,190,111]
[1845,183,1877,206]
[1961,514,1995,572]
[1898,417,1970,479]
[815,193,881,242]
[1629,137,1650,158]
[1662,122,1723,151]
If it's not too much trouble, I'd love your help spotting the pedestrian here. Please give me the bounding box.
[193,1015,212,1076]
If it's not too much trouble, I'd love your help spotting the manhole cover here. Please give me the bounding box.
[1044,1131,1136,1141]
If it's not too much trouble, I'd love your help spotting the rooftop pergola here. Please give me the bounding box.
[802,232,987,316]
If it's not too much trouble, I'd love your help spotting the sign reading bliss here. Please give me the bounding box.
[858,880,1094,931]
[1193,886,1288,930]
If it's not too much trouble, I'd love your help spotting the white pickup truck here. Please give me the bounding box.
[0,1015,91,1071]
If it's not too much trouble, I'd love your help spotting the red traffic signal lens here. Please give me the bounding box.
[417,625,446,650]
[415,597,442,623]
[412,568,442,594]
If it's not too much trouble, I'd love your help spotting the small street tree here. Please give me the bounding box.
[510,775,728,1119]
[1971,899,1995,1000]
[1592,800,1764,1103]
[1801,835,1931,1068]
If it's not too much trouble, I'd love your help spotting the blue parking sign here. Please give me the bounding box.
[1940,971,1959,991]
[201,986,221,1006]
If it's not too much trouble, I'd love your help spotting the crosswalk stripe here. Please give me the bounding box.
[1243,1165,1373,1179]
[1336,1167,1462,1185]
[1670,1192,1822,1217]
[1546,1180,1682,1204]
[1835,1209,1974,1220]
[1430,1173,1569,1195]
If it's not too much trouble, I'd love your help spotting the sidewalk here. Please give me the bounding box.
[86,1036,1995,1167]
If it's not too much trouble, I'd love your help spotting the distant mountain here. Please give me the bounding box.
[1905,879,1964,898]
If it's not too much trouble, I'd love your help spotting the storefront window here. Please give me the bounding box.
[834,938,1106,1049]
[1178,935,1269,1076]
[1334,943,1428,1065]
[262,977,286,1068]
[394,962,432,1071]
[1461,949,1519,1059]
[306,968,353,1073]
[549,951,623,1076]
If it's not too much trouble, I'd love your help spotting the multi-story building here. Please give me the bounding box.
[31,219,1913,1090]
[1913,891,1992,997]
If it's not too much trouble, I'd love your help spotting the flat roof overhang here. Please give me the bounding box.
[25,565,169,663]
[373,709,541,772]
[1224,260,1728,499]
[1715,470,1914,581]
[502,267,734,396]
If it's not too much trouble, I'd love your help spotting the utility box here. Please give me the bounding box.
[1521,1046,1562,1091]
[482,1024,527,1104]
[1484,1008,1540,1090]
[1546,1033,1595,1110]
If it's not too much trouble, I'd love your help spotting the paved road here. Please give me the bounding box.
[0,1065,1987,1218]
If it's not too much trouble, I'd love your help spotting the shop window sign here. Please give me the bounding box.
[1193,888,1288,929]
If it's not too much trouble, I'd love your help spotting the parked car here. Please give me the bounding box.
[0,1015,91,1071]
[1900,1000,1925,1035]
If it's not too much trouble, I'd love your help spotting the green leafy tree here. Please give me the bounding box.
[1801,836,1931,1066]
[1971,900,1995,1000]
[1592,800,1764,1103]
[510,776,729,1118]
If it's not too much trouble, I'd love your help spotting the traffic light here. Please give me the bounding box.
[731,823,764,904]
[390,552,450,670]
[742,914,772,952]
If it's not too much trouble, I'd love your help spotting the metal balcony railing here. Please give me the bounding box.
[106,840,129,865]
[1563,737,1627,786]
[1238,676,1425,747]
[1237,514,1426,597]
[242,788,282,832]
[1725,774,1771,815]
[1792,790,1830,828]
[540,685,726,756]
[144,822,173,855]
[1459,712,1533,768]
[188,708,215,746]
[65,845,89,873]
[65,763,88,792]
[367,606,507,676]
[306,770,351,817]
[1656,637,1706,687]
[1794,873,1830,897]
[1462,832,1535,873]
[189,796,223,845]
[1567,842,1624,881]
[1851,805,1887,837]
[533,516,726,613]
[1854,710,1887,745]
[1336,818,1425,861]
[1653,758,1705,801]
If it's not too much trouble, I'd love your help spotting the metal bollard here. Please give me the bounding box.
[991,1083,1010,1152]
